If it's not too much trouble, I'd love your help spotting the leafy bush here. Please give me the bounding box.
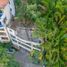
[6,59,20,67]
[0,43,20,67]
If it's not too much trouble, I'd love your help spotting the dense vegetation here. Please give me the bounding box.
[0,43,20,67]
[15,0,67,67]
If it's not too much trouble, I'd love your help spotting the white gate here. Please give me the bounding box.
[7,28,40,52]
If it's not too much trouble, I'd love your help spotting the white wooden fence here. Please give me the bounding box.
[7,28,40,52]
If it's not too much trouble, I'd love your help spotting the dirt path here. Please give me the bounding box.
[14,49,42,67]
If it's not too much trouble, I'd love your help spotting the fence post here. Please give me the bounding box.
[31,44,34,51]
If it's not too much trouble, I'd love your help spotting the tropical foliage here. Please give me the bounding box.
[26,0,67,67]
[15,0,67,67]
[0,42,20,67]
